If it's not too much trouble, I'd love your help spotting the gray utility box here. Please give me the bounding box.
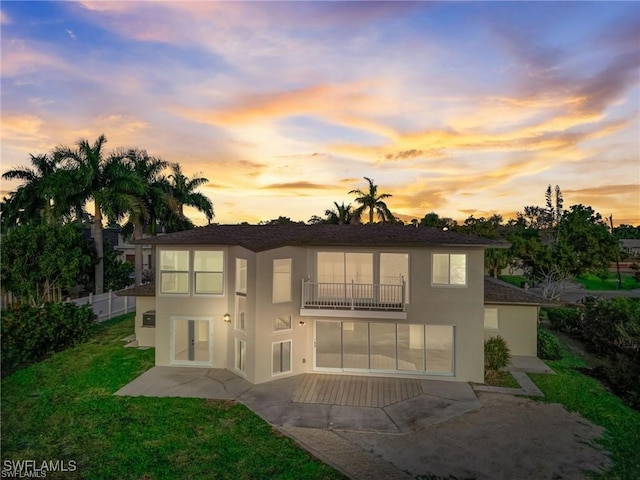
[142,310,156,327]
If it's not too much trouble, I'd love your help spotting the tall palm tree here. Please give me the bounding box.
[324,202,356,225]
[349,177,395,224]
[165,163,214,232]
[56,135,144,294]
[1,153,63,226]
[122,149,171,285]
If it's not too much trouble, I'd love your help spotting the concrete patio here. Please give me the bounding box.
[114,357,575,480]
[115,368,482,434]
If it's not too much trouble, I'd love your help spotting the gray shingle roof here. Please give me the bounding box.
[115,283,155,297]
[484,277,558,306]
[134,224,508,252]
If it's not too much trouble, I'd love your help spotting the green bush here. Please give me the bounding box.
[546,306,581,334]
[484,335,511,380]
[537,328,562,360]
[1,302,97,376]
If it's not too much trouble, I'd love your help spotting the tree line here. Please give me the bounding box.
[1,134,214,296]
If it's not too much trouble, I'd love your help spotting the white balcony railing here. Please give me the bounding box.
[301,278,406,311]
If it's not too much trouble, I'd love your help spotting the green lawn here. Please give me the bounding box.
[530,341,640,480]
[484,370,521,389]
[1,313,345,480]
[574,272,640,291]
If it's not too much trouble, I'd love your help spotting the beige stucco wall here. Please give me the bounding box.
[135,296,156,347]
[154,245,231,369]
[484,304,538,356]
[150,243,487,384]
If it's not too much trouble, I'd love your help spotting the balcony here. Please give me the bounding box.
[300,279,407,319]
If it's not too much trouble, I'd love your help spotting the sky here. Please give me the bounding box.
[1,1,639,226]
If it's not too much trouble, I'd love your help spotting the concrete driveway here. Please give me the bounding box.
[116,364,610,480]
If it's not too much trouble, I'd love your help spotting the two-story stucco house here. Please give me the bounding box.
[120,224,521,385]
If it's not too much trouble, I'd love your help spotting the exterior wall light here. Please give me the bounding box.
[223,313,231,323]
[299,320,306,326]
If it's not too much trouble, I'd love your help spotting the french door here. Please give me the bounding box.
[171,317,213,365]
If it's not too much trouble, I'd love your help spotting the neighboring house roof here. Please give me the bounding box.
[132,224,508,252]
[115,283,155,297]
[620,239,640,248]
[484,277,558,306]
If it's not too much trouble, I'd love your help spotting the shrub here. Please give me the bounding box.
[537,328,562,360]
[484,336,511,381]
[547,306,581,334]
[1,302,97,376]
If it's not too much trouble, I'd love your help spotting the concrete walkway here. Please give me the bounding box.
[115,358,554,479]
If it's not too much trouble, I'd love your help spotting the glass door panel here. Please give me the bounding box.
[315,321,342,368]
[369,323,396,370]
[343,321,369,369]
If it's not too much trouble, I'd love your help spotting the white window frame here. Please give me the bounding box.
[484,308,499,330]
[272,258,292,304]
[431,253,467,287]
[159,250,190,295]
[273,315,292,334]
[169,315,214,366]
[272,339,292,376]
[193,250,225,296]
[236,258,247,294]
[235,338,246,374]
[235,294,247,332]
[380,252,410,304]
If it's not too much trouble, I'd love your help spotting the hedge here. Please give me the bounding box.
[1,302,97,376]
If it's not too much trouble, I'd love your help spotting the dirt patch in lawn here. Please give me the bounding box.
[339,392,611,480]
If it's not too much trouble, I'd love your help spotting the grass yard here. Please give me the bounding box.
[483,370,521,389]
[530,344,640,480]
[1,313,345,480]
[574,272,640,291]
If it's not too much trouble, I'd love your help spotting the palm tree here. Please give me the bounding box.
[122,149,171,285]
[349,177,395,224]
[165,163,214,232]
[324,202,356,224]
[56,135,144,294]
[1,153,63,226]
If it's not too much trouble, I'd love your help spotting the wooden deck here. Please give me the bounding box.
[292,374,422,407]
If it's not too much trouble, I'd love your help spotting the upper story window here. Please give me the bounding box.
[160,250,190,294]
[317,252,373,284]
[380,253,409,302]
[272,258,292,303]
[432,253,467,286]
[484,308,499,330]
[159,249,225,295]
[236,258,247,294]
[194,251,224,295]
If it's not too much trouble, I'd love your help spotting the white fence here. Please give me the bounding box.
[67,291,136,322]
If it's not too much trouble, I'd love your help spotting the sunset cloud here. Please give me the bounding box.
[1,2,638,226]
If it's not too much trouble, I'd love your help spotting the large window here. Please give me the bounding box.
[235,295,246,331]
[314,321,454,375]
[236,258,247,294]
[272,258,292,303]
[380,253,409,303]
[272,340,292,375]
[432,253,466,286]
[194,251,224,294]
[235,338,246,373]
[484,308,499,330]
[160,250,190,294]
[160,249,225,295]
